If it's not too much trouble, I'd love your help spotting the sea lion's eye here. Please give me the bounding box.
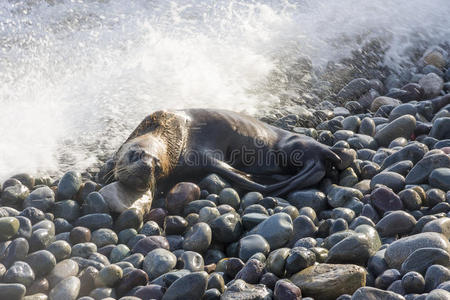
[154,158,162,174]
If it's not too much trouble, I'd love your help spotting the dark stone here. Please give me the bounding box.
[162,271,208,300]
[74,214,113,231]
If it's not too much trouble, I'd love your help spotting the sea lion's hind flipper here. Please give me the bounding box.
[203,157,288,193]
[269,159,326,197]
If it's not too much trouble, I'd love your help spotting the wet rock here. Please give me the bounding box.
[327,185,363,208]
[389,104,417,121]
[419,73,443,99]
[0,283,26,300]
[78,266,98,297]
[183,222,212,253]
[384,232,450,269]
[351,287,405,300]
[219,188,240,210]
[374,115,416,147]
[71,242,97,258]
[274,279,302,300]
[0,217,19,241]
[70,226,91,244]
[116,269,148,297]
[47,259,79,288]
[26,250,56,277]
[285,247,316,275]
[207,272,225,292]
[4,261,35,287]
[371,97,402,112]
[375,269,401,290]
[422,217,450,239]
[181,251,204,272]
[53,200,80,222]
[89,287,116,299]
[266,248,290,277]
[402,271,425,294]
[198,174,230,195]
[3,237,29,268]
[235,258,265,284]
[287,189,328,213]
[1,182,30,208]
[381,142,428,170]
[109,244,130,263]
[337,78,371,102]
[370,172,405,192]
[210,212,242,244]
[29,228,53,252]
[184,200,216,216]
[290,264,366,300]
[399,189,422,211]
[238,234,270,262]
[406,154,450,185]
[376,211,416,237]
[425,265,450,291]
[326,233,374,265]
[24,186,55,212]
[165,182,201,215]
[50,221,69,238]
[48,276,80,300]
[248,213,293,250]
[359,117,376,136]
[401,248,450,274]
[75,213,113,231]
[343,115,361,132]
[57,171,82,200]
[139,220,161,236]
[94,264,123,287]
[429,168,450,191]
[426,289,450,299]
[134,284,164,300]
[221,279,272,300]
[164,216,186,235]
[370,187,403,214]
[91,228,117,248]
[143,248,176,280]
[83,192,110,215]
[162,271,208,300]
[47,240,72,261]
[422,47,448,69]
[289,215,317,244]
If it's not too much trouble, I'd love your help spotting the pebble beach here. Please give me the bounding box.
[0,44,450,300]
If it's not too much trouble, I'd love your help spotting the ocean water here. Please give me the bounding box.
[0,0,449,180]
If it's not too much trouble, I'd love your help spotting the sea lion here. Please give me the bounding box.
[108,108,341,198]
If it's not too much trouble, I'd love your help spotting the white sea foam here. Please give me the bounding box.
[0,0,449,180]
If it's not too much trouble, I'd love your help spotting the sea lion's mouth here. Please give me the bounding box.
[118,172,152,192]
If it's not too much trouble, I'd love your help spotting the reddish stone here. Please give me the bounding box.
[145,208,167,228]
[131,236,170,255]
[274,279,302,300]
[370,187,403,214]
[165,182,200,214]
[134,284,165,300]
[69,226,91,244]
[78,266,98,297]
[27,277,49,295]
[440,147,450,154]
[116,269,149,297]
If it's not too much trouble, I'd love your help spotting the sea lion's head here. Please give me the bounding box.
[114,134,165,192]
